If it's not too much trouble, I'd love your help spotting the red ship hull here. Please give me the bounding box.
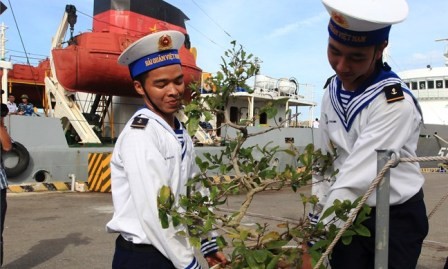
[52,32,201,98]
[52,2,201,100]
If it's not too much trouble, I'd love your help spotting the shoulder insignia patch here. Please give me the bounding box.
[131,116,149,129]
[384,83,404,103]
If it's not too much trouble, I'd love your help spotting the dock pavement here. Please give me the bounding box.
[1,172,447,268]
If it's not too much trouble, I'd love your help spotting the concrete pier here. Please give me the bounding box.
[2,172,447,268]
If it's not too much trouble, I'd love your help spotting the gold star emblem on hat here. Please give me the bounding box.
[331,12,349,28]
[158,34,173,51]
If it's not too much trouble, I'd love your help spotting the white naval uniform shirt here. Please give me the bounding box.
[313,70,424,223]
[106,108,201,269]
[7,101,17,114]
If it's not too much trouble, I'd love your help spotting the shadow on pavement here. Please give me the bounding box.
[4,232,91,269]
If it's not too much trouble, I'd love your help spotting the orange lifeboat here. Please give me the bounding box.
[0,59,50,103]
[51,0,202,100]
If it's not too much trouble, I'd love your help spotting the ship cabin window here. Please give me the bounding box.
[230,106,239,124]
[404,82,410,89]
[427,80,434,89]
[419,81,426,90]
[259,112,267,125]
[436,80,444,88]
[411,82,418,90]
[445,80,448,88]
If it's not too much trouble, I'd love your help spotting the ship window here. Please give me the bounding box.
[419,82,426,89]
[230,106,239,124]
[259,112,267,125]
[427,80,434,89]
[411,82,418,90]
[436,80,443,88]
[445,80,448,88]
[404,82,410,89]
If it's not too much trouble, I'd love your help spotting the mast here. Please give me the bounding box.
[435,38,448,66]
[0,23,12,101]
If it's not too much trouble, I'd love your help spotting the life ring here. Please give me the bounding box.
[3,141,30,178]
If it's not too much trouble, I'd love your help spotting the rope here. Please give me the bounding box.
[434,134,448,146]
[313,155,448,269]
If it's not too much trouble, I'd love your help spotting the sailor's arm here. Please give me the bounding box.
[0,118,12,151]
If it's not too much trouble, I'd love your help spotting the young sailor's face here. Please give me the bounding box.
[327,37,381,91]
[137,64,185,119]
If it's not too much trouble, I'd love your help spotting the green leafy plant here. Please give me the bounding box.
[158,41,371,268]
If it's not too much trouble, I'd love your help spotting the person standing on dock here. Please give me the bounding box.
[17,95,34,116]
[310,0,428,268]
[6,95,17,115]
[106,30,227,269]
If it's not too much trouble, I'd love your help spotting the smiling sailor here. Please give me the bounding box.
[310,0,428,268]
[106,30,227,269]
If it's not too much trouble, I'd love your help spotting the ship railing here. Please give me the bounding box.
[253,84,315,101]
[412,88,448,99]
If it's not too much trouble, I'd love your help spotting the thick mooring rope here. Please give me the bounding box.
[313,155,448,269]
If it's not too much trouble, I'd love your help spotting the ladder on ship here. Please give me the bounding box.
[83,94,115,140]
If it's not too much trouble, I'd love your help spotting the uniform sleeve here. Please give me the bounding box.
[120,127,201,269]
[321,96,420,225]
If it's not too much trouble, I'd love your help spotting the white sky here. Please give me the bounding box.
[1,0,447,116]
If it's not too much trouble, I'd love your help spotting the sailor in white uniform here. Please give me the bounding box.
[311,0,429,268]
[106,30,227,268]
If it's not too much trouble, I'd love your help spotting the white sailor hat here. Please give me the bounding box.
[322,0,409,46]
[118,30,185,78]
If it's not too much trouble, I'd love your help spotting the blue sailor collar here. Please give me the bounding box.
[328,69,419,131]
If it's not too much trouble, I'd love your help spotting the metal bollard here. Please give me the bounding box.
[69,174,76,191]
[374,149,399,269]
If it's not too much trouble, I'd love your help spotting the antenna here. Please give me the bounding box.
[254,57,262,75]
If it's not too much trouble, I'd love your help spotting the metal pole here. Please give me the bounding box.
[375,149,390,269]
[374,149,400,269]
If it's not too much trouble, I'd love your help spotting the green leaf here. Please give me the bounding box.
[259,169,276,179]
[310,239,328,251]
[354,224,371,237]
[172,215,181,227]
[253,249,269,263]
[265,107,278,118]
[264,240,289,250]
[341,235,353,245]
[261,231,280,243]
[266,255,281,269]
[342,230,356,237]
[188,236,201,248]
[187,117,200,136]
[158,210,169,229]
[239,229,250,241]
[320,205,335,221]
[158,185,172,208]
[244,252,261,268]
